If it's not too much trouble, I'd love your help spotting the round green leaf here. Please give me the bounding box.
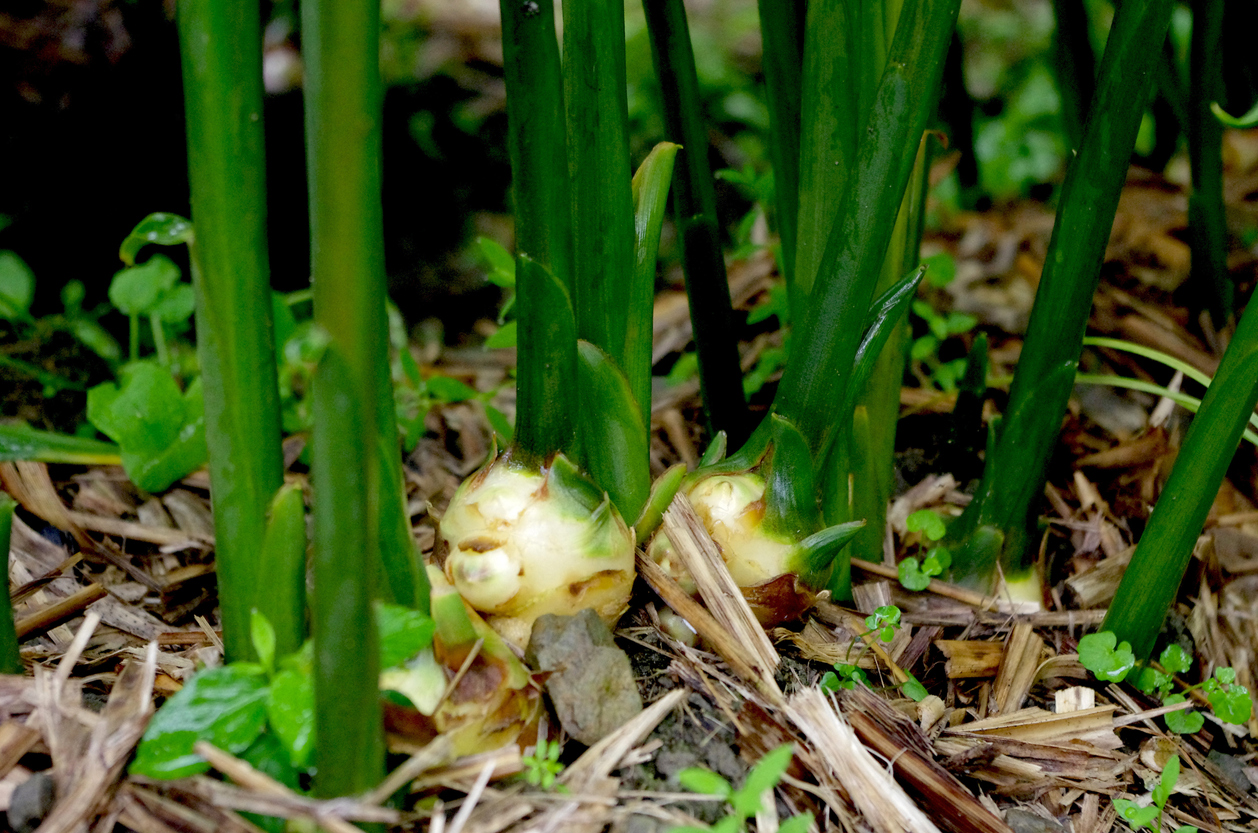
[1077,632,1134,683]
[898,558,930,592]
[0,250,34,321]
[1162,696,1203,734]
[905,509,947,541]
[1207,684,1252,725]
[151,283,196,324]
[1158,644,1192,675]
[109,255,181,316]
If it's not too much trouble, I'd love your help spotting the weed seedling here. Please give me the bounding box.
[715,163,776,263]
[475,236,519,349]
[1078,632,1253,734]
[909,253,977,392]
[520,738,566,790]
[672,743,812,833]
[899,509,953,591]
[819,663,869,693]
[901,673,929,702]
[741,280,791,399]
[820,605,923,699]
[1201,667,1253,725]
[865,605,902,643]
[1113,754,1197,833]
[131,606,435,782]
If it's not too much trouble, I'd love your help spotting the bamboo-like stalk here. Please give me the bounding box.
[642,0,749,444]
[952,0,1175,583]
[499,0,573,462]
[563,0,636,400]
[1104,298,1258,659]
[1050,0,1096,153]
[514,256,577,463]
[301,0,387,797]
[499,0,570,294]
[794,2,879,309]
[756,0,804,289]
[176,0,284,663]
[563,0,660,521]
[0,495,20,674]
[1187,0,1232,327]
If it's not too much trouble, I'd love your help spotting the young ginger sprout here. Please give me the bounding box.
[648,419,865,626]
[439,450,635,648]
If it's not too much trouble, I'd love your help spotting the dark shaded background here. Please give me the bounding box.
[0,0,511,335]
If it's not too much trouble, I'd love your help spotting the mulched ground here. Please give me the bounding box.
[4,134,1258,832]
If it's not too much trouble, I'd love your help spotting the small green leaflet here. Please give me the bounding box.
[377,602,437,670]
[1077,631,1134,683]
[1203,668,1252,724]
[118,212,194,266]
[0,250,35,322]
[901,674,929,702]
[109,255,194,324]
[734,744,793,817]
[86,362,207,493]
[1162,694,1204,735]
[905,509,946,541]
[864,605,901,642]
[267,655,315,769]
[676,767,732,800]
[130,664,268,779]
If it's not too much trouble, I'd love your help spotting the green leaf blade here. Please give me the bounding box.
[131,665,269,779]
[575,340,650,521]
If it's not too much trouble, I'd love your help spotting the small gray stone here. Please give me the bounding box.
[1208,750,1253,794]
[1005,808,1066,833]
[8,772,56,833]
[624,815,668,833]
[527,609,643,745]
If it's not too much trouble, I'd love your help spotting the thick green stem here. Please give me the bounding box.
[1188,0,1232,327]
[756,0,804,289]
[642,0,749,444]
[0,495,20,675]
[498,0,576,463]
[302,0,386,798]
[176,0,284,663]
[564,0,634,368]
[795,1,888,311]
[499,0,570,293]
[958,0,1175,579]
[1104,296,1258,659]
[514,256,577,461]
[1050,0,1096,153]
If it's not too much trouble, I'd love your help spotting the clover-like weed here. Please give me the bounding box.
[900,510,952,591]
[1080,633,1253,734]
